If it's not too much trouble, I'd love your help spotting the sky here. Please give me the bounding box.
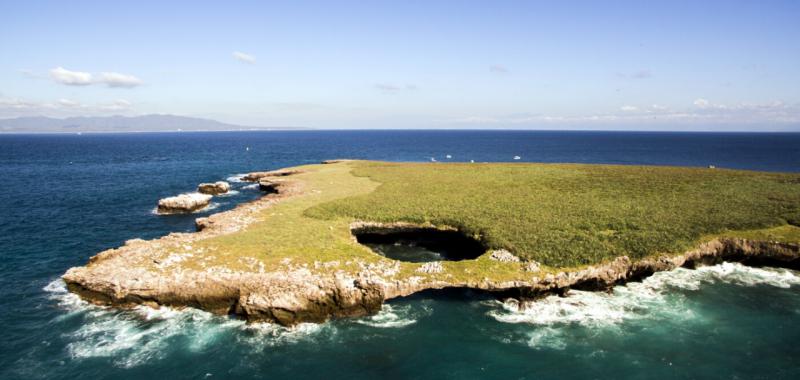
[1,0,799,131]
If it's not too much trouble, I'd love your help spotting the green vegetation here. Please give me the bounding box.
[175,160,800,282]
[307,161,800,267]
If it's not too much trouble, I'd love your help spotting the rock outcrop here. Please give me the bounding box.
[490,249,520,263]
[242,169,302,182]
[157,193,212,214]
[258,178,285,193]
[62,229,799,326]
[198,181,230,195]
[64,164,800,327]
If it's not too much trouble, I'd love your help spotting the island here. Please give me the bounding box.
[63,160,800,326]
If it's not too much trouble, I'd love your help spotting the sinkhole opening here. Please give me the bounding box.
[352,225,487,262]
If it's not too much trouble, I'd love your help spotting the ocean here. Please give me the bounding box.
[1,130,799,379]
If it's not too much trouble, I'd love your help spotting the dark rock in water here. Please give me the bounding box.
[258,178,284,193]
[195,217,212,231]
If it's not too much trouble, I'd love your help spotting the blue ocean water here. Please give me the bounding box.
[1,130,799,379]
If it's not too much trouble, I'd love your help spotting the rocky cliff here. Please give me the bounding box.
[63,163,800,326]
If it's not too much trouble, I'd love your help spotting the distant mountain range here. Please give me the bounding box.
[0,115,302,133]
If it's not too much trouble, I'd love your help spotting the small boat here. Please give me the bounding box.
[446,154,452,159]
[430,157,437,162]
[513,156,521,160]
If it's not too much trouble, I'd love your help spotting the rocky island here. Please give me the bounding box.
[63,160,800,326]
[156,192,213,214]
[198,181,231,195]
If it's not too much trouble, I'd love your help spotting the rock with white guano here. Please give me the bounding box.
[489,249,520,263]
[416,261,444,274]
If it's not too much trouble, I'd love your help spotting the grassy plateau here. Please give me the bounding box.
[179,160,799,280]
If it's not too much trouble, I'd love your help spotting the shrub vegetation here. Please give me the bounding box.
[307,161,800,267]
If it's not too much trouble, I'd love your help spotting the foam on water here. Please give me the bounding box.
[241,183,259,190]
[693,261,800,288]
[488,262,800,330]
[215,190,240,197]
[43,279,328,368]
[354,303,432,328]
[226,174,247,183]
[525,327,569,350]
[41,263,800,365]
[195,202,221,213]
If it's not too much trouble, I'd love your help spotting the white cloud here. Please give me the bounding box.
[49,67,93,86]
[98,72,143,88]
[0,97,38,109]
[57,98,81,107]
[443,99,800,126]
[101,99,132,111]
[693,98,710,108]
[47,67,142,88]
[0,96,134,117]
[233,51,256,64]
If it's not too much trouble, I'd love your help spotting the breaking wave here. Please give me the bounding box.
[43,279,329,368]
[195,202,221,213]
[42,263,800,364]
[215,190,240,197]
[488,262,800,329]
[354,303,432,328]
[226,174,247,183]
[241,183,259,190]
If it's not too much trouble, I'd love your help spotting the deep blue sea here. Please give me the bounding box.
[1,130,800,380]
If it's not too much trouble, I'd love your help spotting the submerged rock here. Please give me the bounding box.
[157,193,212,214]
[198,181,230,195]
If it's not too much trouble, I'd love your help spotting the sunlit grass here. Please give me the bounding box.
[307,161,800,267]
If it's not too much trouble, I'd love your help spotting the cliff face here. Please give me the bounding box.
[61,162,800,326]
[62,232,799,326]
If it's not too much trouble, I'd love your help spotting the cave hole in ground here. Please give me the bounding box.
[352,226,487,262]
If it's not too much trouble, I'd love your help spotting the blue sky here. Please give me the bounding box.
[1,0,799,130]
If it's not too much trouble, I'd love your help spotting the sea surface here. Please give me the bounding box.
[1,130,799,379]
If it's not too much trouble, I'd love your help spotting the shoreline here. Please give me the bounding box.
[62,161,800,326]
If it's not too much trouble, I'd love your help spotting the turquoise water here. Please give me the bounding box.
[1,131,799,379]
